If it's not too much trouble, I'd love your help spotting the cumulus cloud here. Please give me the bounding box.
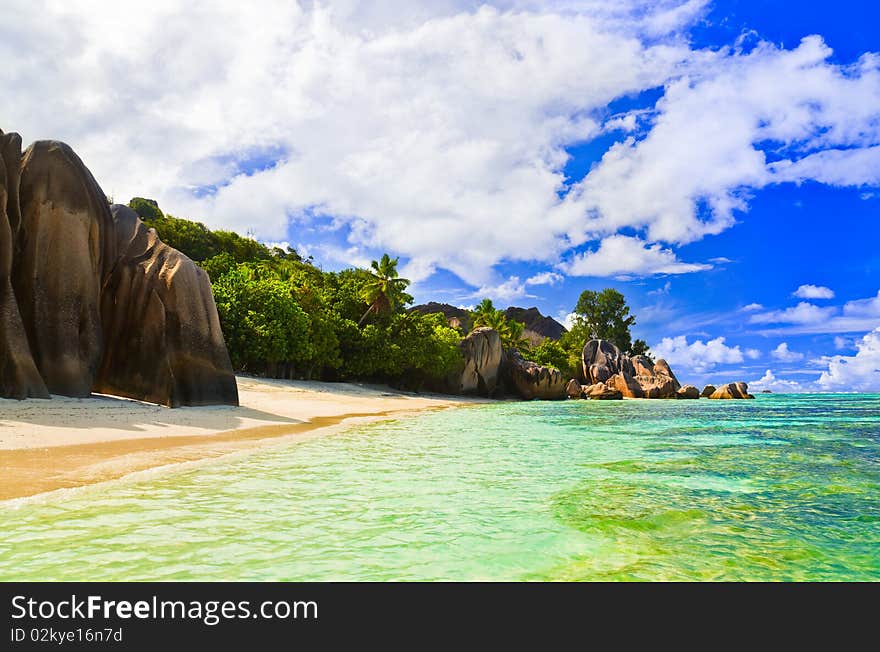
[526,271,564,286]
[473,276,533,302]
[652,335,750,373]
[750,369,805,393]
[793,284,835,299]
[558,35,880,256]
[771,342,804,362]
[817,327,880,391]
[752,290,880,334]
[749,302,835,325]
[2,3,878,287]
[562,235,710,278]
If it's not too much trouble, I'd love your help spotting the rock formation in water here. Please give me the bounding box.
[583,381,623,400]
[700,384,716,398]
[505,349,567,400]
[582,339,680,399]
[565,379,582,399]
[708,382,755,400]
[676,384,700,399]
[457,327,502,397]
[0,131,238,407]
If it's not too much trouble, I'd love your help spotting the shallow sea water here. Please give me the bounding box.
[2,394,878,580]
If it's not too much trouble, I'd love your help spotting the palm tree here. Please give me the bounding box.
[471,298,529,351]
[358,254,411,326]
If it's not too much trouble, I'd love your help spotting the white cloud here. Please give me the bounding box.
[473,276,533,303]
[562,235,710,278]
[560,35,880,248]
[834,336,850,350]
[817,327,880,391]
[793,284,835,299]
[750,369,805,393]
[741,303,763,311]
[749,301,835,325]
[771,342,804,362]
[525,271,564,286]
[2,3,878,287]
[745,348,761,360]
[652,335,749,373]
[752,290,880,334]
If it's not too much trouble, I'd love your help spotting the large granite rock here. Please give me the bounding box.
[0,131,238,407]
[565,378,582,399]
[95,205,239,407]
[505,349,566,400]
[582,339,633,384]
[0,131,48,399]
[13,140,116,397]
[457,327,502,397]
[700,384,716,398]
[676,384,700,399]
[582,339,680,399]
[708,382,755,400]
[583,382,623,400]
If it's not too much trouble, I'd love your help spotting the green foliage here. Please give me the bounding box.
[131,197,301,264]
[471,298,529,351]
[573,288,638,354]
[358,254,412,325]
[528,339,574,377]
[630,338,651,358]
[212,266,310,375]
[129,197,164,221]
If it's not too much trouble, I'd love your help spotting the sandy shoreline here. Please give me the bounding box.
[0,376,482,501]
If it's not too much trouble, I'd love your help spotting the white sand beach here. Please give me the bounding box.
[0,376,481,500]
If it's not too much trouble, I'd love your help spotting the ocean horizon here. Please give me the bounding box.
[3,393,877,582]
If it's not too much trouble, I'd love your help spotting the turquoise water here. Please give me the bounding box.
[1,394,879,581]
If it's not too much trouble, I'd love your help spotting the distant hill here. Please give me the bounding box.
[410,302,472,331]
[504,306,567,345]
[411,302,566,344]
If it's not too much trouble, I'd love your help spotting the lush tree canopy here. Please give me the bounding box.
[571,288,649,357]
[132,198,651,390]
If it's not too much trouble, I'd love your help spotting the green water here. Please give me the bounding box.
[2,394,879,581]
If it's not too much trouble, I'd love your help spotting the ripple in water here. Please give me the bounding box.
[1,394,878,580]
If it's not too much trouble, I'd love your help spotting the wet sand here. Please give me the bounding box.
[0,376,478,500]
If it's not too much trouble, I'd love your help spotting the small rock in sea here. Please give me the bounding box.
[583,382,623,400]
[565,379,582,399]
[676,385,700,399]
[708,382,755,400]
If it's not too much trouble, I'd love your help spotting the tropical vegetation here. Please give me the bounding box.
[128,198,650,389]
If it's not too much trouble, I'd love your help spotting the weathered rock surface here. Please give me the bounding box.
[0,131,238,407]
[583,382,623,400]
[14,140,115,397]
[700,384,716,398]
[505,349,566,400]
[708,382,755,400]
[0,130,48,399]
[565,378,582,399]
[457,327,502,397]
[676,384,700,399]
[582,339,680,399]
[95,205,239,407]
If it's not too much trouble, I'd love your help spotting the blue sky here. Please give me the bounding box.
[3,0,879,390]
